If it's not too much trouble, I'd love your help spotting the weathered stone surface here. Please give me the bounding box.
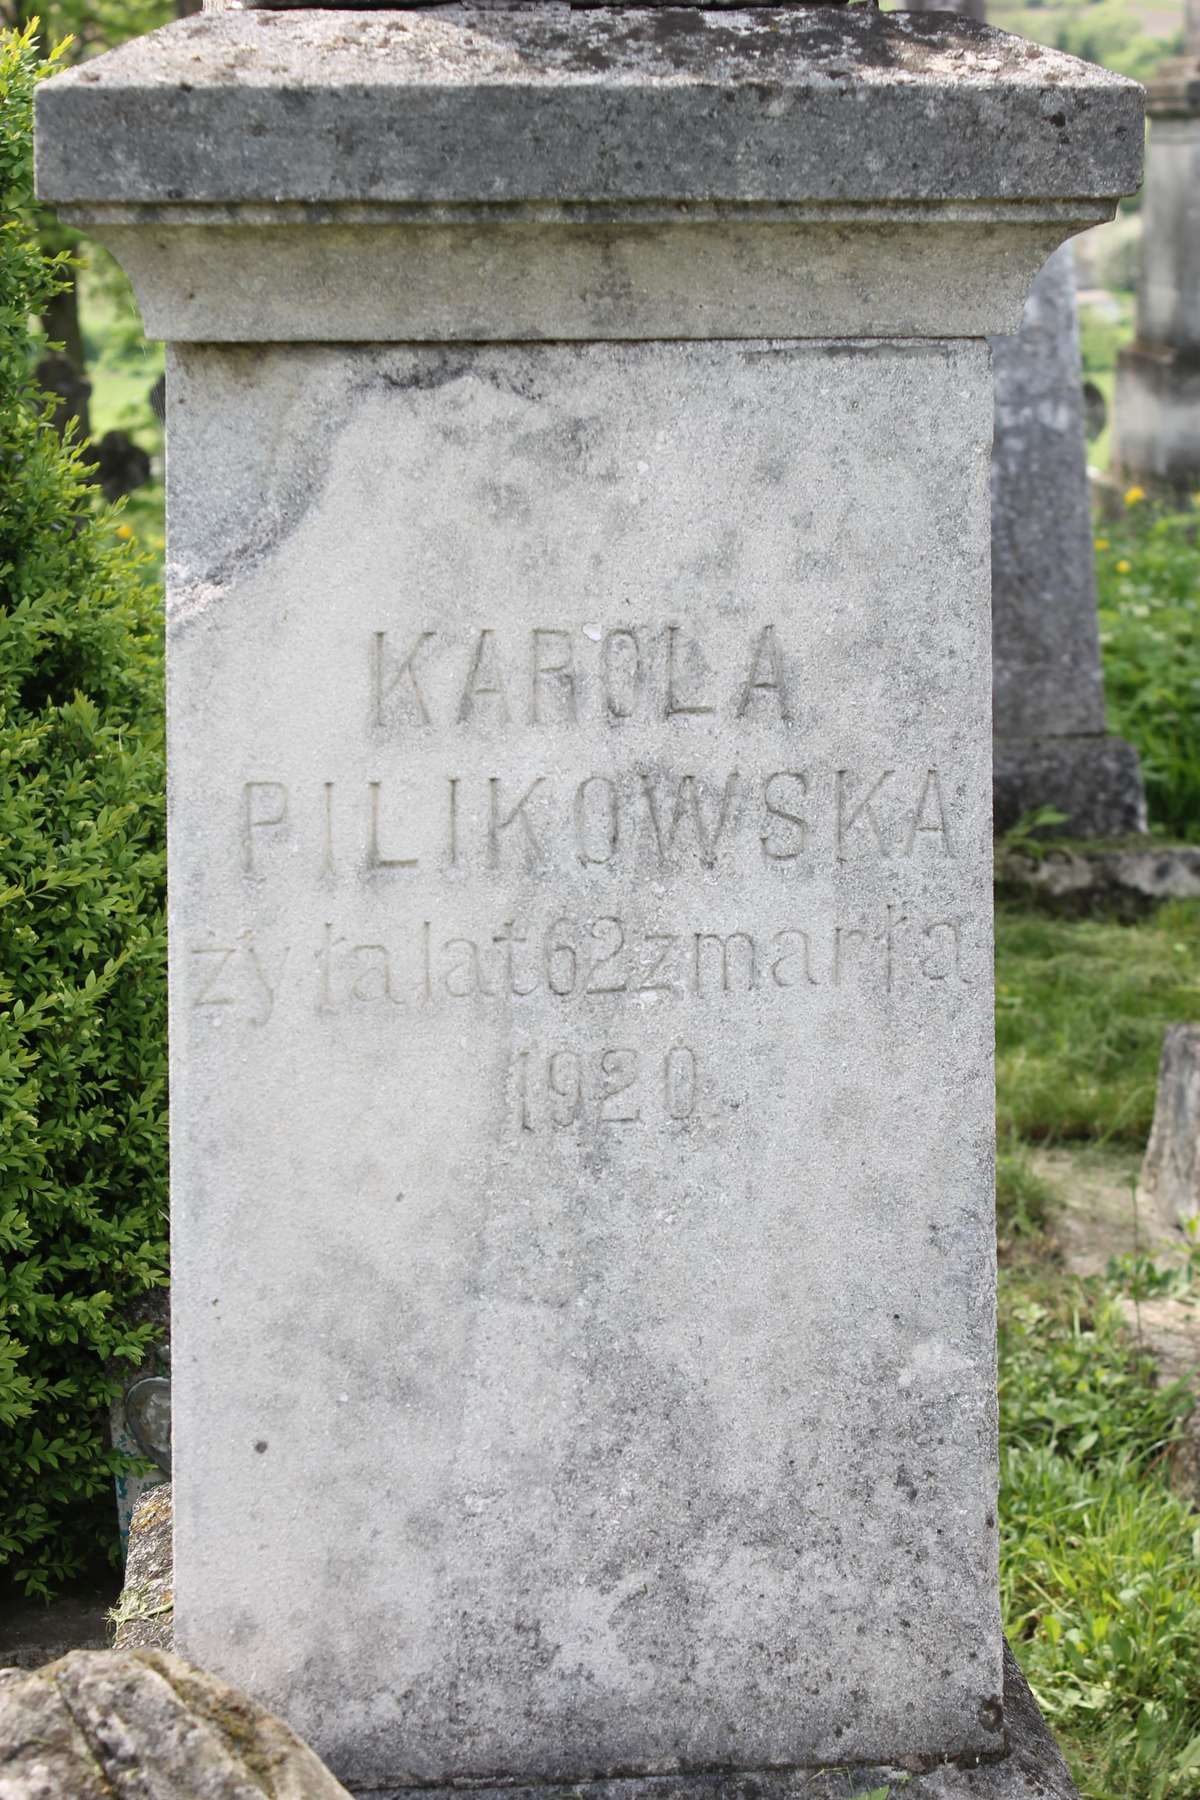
[112,1483,174,1652]
[993,735,1146,839]
[35,7,1135,1793]
[36,10,1138,343]
[0,1650,352,1800]
[990,244,1145,836]
[164,332,1002,1787]
[1140,1024,1200,1233]
[108,1521,1077,1800]
[996,843,1200,915]
[992,247,1107,741]
[1111,28,1200,494]
[35,9,1142,208]
[349,1647,1076,1800]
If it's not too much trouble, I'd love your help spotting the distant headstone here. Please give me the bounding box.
[37,8,1139,1795]
[1111,8,1200,496]
[1140,1023,1200,1234]
[992,246,1146,836]
[906,0,1144,836]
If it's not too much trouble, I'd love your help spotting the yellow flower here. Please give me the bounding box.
[1115,558,1132,574]
[1094,537,1110,551]
[1123,485,1146,506]
[115,523,134,541]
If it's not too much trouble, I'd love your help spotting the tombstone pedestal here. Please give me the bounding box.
[1112,23,1200,497]
[38,8,1139,1795]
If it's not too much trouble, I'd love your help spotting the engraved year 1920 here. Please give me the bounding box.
[510,1044,699,1133]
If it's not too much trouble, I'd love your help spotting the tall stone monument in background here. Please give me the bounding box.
[37,7,1140,1796]
[991,245,1146,836]
[906,0,1146,837]
[1112,0,1200,495]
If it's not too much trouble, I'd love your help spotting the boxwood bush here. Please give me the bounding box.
[0,25,168,1598]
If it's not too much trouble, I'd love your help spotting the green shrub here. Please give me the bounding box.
[0,25,167,1598]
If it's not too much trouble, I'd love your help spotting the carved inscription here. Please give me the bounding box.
[189,909,973,1021]
[195,616,983,1157]
[372,622,794,729]
[239,766,954,878]
[511,1046,700,1132]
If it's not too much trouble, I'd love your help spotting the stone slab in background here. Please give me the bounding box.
[1111,14,1200,496]
[993,734,1146,839]
[990,245,1145,838]
[996,842,1200,916]
[0,1649,352,1800]
[905,1,1145,838]
[112,1484,175,1653]
[1140,1023,1200,1233]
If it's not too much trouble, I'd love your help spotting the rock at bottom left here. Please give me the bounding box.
[0,1646,352,1800]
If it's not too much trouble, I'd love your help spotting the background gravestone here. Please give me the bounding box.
[1111,0,1200,495]
[906,0,1145,837]
[991,245,1146,836]
[37,7,1140,1794]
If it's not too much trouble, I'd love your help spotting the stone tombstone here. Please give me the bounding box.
[1111,0,1200,495]
[991,244,1146,836]
[906,0,1144,835]
[36,8,1141,1794]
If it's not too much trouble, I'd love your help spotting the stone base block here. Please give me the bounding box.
[994,734,1146,838]
[351,1648,1076,1800]
[1112,342,1200,498]
[112,1513,1075,1800]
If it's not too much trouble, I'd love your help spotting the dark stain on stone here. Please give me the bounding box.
[254,1439,268,1453]
[977,1694,1005,1733]
[379,354,474,396]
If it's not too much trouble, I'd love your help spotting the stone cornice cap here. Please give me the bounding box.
[1146,54,1200,119]
[34,7,1144,342]
[37,7,1142,207]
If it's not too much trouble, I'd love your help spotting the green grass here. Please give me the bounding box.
[996,900,1200,1146]
[1097,505,1200,842]
[999,1280,1200,1799]
[998,462,1200,1799]
[996,884,1200,1797]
